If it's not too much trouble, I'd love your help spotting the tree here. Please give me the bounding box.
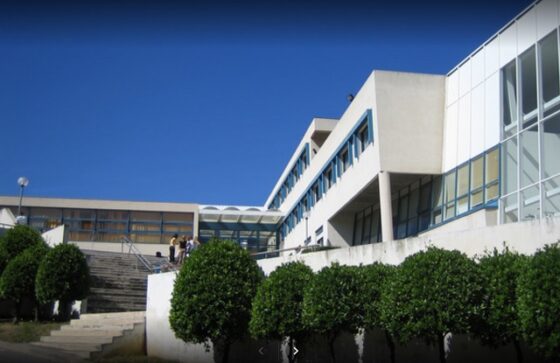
[0,242,49,323]
[380,247,482,363]
[0,225,44,269]
[302,263,364,363]
[361,263,397,363]
[35,243,90,321]
[250,261,314,363]
[517,243,560,361]
[169,239,263,363]
[474,247,528,363]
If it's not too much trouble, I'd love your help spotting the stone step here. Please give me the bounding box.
[69,319,138,328]
[89,287,147,297]
[41,335,114,344]
[31,341,103,352]
[78,311,145,320]
[52,328,124,337]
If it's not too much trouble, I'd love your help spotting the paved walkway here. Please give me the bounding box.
[0,340,84,363]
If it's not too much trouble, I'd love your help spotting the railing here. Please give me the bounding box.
[251,243,323,259]
[120,236,176,273]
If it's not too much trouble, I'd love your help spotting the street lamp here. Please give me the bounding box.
[17,176,29,217]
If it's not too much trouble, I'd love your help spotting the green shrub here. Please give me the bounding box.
[250,261,313,363]
[0,225,44,263]
[380,247,482,363]
[0,243,49,322]
[169,239,263,363]
[474,247,528,362]
[361,263,397,363]
[302,263,363,363]
[35,244,90,320]
[517,244,560,361]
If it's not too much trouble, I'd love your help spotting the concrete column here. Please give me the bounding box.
[379,171,394,241]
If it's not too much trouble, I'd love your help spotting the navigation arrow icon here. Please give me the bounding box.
[258,346,266,355]
[293,345,299,356]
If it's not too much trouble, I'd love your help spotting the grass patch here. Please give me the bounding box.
[0,321,63,343]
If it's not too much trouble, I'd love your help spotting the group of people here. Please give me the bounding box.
[169,234,200,264]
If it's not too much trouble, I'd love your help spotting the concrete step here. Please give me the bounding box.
[78,311,145,320]
[31,341,103,352]
[67,322,136,330]
[41,335,114,344]
[52,328,124,337]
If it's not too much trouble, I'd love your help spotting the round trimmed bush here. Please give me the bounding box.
[250,261,313,363]
[517,244,560,361]
[35,243,90,320]
[169,239,263,363]
[380,247,482,363]
[0,225,44,264]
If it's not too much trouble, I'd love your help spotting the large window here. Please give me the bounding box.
[540,31,560,116]
[520,46,538,128]
[503,60,518,138]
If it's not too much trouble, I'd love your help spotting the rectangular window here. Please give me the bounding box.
[312,183,321,203]
[502,136,518,195]
[444,171,456,220]
[520,46,538,128]
[502,193,519,223]
[540,31,560,116]
[323,166,333,192]
[521,185,540,221]
[358,123,369,153]
[456,164,469,215]
[485,148,500,201]
[339,147,350,174]
[471,156,484,207]
[432,176,443,225]
[542,113,560,178]
[520,125,539,188]
[544,175,560,217]
[502,60,518,138]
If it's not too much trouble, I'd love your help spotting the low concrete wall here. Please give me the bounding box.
[72,241,166,257]
[146,218,559,362]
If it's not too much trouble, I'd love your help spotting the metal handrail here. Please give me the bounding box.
[120,236,156,272]
[251,243,323,259]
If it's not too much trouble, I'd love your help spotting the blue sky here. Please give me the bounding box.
[0,0,532,206]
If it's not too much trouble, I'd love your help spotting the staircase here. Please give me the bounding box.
[31,311,146,360]
[83,249,167,313]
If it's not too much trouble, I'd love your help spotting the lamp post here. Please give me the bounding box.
[303,210,310,245]
[17,176,29,217]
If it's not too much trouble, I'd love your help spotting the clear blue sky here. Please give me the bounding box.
[0,0,532,206]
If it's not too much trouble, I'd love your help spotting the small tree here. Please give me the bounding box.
[0,242,49,323]
[474,247,528,363]
[250,261,314,363]
[361,263,397,363]
[380,247,482,363]
[517,243,560,361]
[169,239,263,363]
[35,243,90,321]
[302,263,363,363]
[0,225,44,263]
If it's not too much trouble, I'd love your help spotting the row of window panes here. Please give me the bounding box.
[280,114,372,240]
[351,148,500,245]
[503,29,560,139]
[502,175,560,222]
[269,145,310,210]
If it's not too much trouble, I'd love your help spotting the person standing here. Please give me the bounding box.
[169,234,178,263]
[178,235,187,264]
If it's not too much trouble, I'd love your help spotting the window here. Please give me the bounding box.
[358,123,369,153]
[521,185,540,221]
[502,136,518,195]
[323,166,333,192]
[456,164,469,215]
[312,183,321,203]
[540,31,560,116]
[542,113,560,178]
[520,46,538,128]
[503,193,519,223]
[470,156,484,207]
[432,176,443,224]
[544,175,560,217]
[520,125,539,188]
[444,171,456,220]
[339,146,350,174]
[485,148,500,201]
[502,60,518,138]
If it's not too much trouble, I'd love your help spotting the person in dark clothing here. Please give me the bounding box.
[169,234,178,263]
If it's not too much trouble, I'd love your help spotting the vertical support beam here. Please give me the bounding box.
[379,171,394,242]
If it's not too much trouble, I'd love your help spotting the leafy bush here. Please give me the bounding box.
[517,244,560,361]
[361,263,397,363]
[302,263,363,363]
[474,247,528,362]
[0,243,49,322]
[250,261,314,363]
[169,239,263,363]
[0,225,44,265]
[35,244,90,320]
[380,247,482,363]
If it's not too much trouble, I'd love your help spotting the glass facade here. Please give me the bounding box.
[1,206,194,244]
[500,29,560,222]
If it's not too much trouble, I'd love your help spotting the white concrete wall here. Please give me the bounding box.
[41,225,66,247]
[443,0,560,172]
[0,208,16,227]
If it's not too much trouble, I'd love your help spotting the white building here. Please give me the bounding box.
[1,0,560,259]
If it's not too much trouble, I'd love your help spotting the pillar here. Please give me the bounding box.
[379,170,394,241]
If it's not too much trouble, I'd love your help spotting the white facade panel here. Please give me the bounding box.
[516,7,537,55]
[471,49,485,88]
[485,37,500,78]
[470,83,485,157]
[446,70,459,106]
[537,0,559,39]
[459,60,472,97]
[484,72,501,149]
[443,102,458,171]
[499,23,518,68]
[457,94,471,165]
